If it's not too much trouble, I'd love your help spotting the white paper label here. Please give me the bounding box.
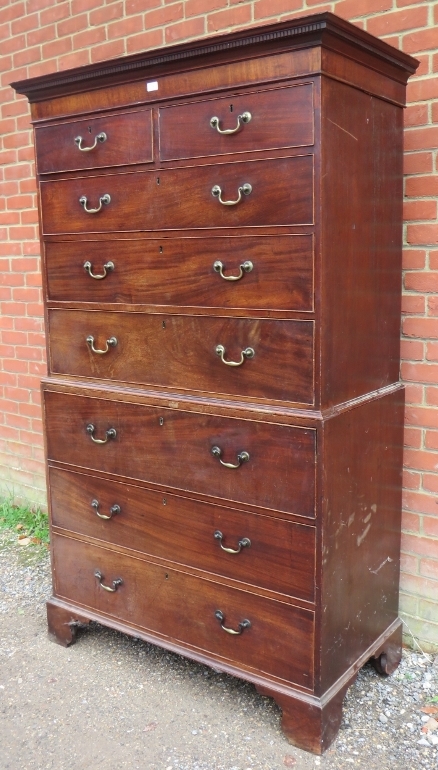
[146,81,159,92]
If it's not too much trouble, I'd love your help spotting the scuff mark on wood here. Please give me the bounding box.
[369,557,393,574]
[357,523,371,546]
[327,118,358,140]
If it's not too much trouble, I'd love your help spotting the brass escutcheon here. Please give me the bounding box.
[215,344,254,367]
[79,194,111,214]
[211,445,249,469]
[74,131,107,151]
[94,569,122,592]
[214,610,251,635]
[209,112,251,135]
[91,499,120,520]
[86,424,117,444]
[214,530,251,554]
[213,260,253,281]
[83,260,114,280]
[86,335,117,355]
[211,183,252,206]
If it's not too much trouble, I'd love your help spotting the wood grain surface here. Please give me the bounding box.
[159,83,314,161]
[35,108,153,174]
[43,389,317,517]
[49,466,316,601]
[48,309,314,404]
[44,234,314,311]
[40,155,314,234]
[52,532,315,688]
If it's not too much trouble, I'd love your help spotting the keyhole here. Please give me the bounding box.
[88,126,92,133]
[156,177,160,185]
[159,245,163,253]
[230,104,233,112]
[163,497,167,505]
[162,320,166,329]
[159,417,164,426]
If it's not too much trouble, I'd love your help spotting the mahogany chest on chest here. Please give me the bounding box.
[12,13,417,754]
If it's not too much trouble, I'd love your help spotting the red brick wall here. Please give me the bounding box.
[1,0,437,650]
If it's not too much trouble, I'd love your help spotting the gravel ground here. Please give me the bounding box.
[0,530,437,770]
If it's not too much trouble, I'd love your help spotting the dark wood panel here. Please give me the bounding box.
[48,310,314,404]
[319,390,404,693]
[35,108,153,174]
[43,390,317,517]
[49,467,316,602]
[320,78,403,407]
[39,155,314,234]
[44,235,314,311]
[52,533,314,688]
[159,83,314,161]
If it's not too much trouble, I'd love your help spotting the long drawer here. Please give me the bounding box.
[52,533,314,688]
[48,310,314,405]
[44,234,314,312]
[158,83,314,161]
[40,155,314,234]
[44,390,316,518]
[35,108,154,174]
[49,467,316,601]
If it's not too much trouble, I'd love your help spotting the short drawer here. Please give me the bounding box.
[34,108,153,174]
[48,309,314,405]
[44,390,316,518]
[40,155,314,234]
[52,533,314,688]
[49,467,316,602]
[44,234,314,312]
[159,83,314,161]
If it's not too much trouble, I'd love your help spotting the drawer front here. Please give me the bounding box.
[52,533,314,688]
[45,234,314,312]
[40,156,313,234]
[48,310,314,405]
[35,109,153,174]
[49,467,316,602]
[159,84,314,161]
[44,390,316,518]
